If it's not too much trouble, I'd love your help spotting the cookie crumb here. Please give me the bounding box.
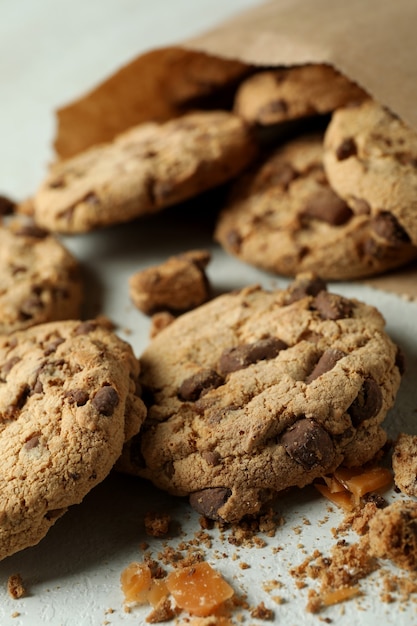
[129,249,212,316]
[250,601,274,620]
[146,596,176,623]
[144,512,171,537]
[368,500,417,570]
[7,574,26,599]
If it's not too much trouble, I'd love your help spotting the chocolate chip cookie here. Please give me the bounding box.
[323,98,417,246]
[0,219,83,334]
[0,319,146,560]
[214,134,417,279]
[118,275,402,523]
[33,111,258,233]
[233,64,367,127]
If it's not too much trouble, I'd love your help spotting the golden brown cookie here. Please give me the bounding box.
[33,111,258,234]
[0,319,146,560]
[234,64,367,127]
[118,275,402,523]
[0,218,82,334]
[323,98,417,246]
[214,134,417,279]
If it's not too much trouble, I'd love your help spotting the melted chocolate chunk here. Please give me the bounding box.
[65,389,89,406]
[281,418,334,470]
[24,435,40,451]
[201,450,222,467]
[305,349,346,384]
[336,137,357,160]
[263,162,297,189]
[302,188,353,225]
[91,385,119,416]
[371,212,411,244]
[313,291,353,320]
[178,369,224,402]
[189,487,232,521]
[349,378,383,426]
[219,337,287,375]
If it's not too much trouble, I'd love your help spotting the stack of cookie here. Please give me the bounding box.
[215,65,417,279]
[0,61,414,559]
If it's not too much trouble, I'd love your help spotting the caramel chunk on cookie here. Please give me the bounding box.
[0,320,146,559]
[118,275,402,523]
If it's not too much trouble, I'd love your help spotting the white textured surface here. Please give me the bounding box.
[1,1,417,624]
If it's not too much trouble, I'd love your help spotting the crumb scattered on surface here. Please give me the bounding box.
[145,511,171,537]
[250,601,274,620]
[7,574,26,599]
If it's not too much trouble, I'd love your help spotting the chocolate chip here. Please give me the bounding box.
[65,389,89,406]
[74,321,98,335]
[264,162,297,189]
[336,137,357,160]
[313,291,353,320]
[189,487,232,521]
[302,188,353,225]
[259,98,288,116]
[285,275,327,304]
[281,418,334,470]
[349,378,383,426]
[201,450,222,467]
[0,194,16,215]
[1,356,20,379]
[91,385,119,416]
[24,435,40,451]
[362,492,388,508]
[178,369,224,401]
[305,349,346,384]
[44,337,65,356]
[219,337,287,374]
[371,211,411,244]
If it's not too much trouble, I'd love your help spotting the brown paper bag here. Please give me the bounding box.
[53,0,417,299]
